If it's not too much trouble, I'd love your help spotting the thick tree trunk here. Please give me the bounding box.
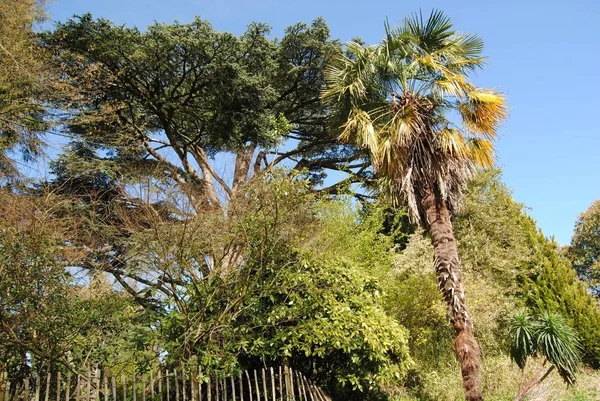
[189,145,226,208]
[422,191,483,401]
[232,142,257,192]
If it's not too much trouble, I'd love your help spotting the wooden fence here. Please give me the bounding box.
[0,366,330,401]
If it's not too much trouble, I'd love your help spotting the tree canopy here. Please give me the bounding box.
[42,15,364,212]
[0,0,49,176]
[567,199,600,296]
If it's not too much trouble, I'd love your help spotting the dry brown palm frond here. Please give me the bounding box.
[460,90,508,138]
[432,75,470,99]
[466,138,495,168]
[339,108,377,150]
[437,128,468,158]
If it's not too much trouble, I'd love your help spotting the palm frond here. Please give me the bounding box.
[322,41,375,103]
[424,33,485,75]
[459,89,507,137]
[510,311,583,385]
[383,18,410,59]
[431,74,471,99]
[453,32,485,60]
[437,128,467,158]
[339,108,377,150]
[404,10,454,52]
[509,310,538,369]
[466,137,495,168]
[536,312,582,385]
[385,105,421,148]
[376,137,394,176]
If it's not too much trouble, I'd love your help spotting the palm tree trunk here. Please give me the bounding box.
[423,191,483,401]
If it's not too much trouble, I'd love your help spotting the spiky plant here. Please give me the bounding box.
[510,311,538,370]
[510,311,582,400]
[322,10,507,401]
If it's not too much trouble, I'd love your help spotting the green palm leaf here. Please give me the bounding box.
[510,310,582,385]
[509,310,538,369]
[536,312,582,384]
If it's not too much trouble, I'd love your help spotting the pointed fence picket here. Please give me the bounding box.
[0,366,329,401]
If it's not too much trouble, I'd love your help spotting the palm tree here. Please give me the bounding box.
[322,10,507,401]
[510,311,582,401]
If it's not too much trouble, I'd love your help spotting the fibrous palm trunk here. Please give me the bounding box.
[423,191,483,401]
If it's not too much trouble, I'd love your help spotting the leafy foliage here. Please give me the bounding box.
[0,0,50,176]
[384,231,452,368]
[163,254,411,397]
[0,190,153,376]
[535,312,582,383]
[523,245,600,368]
[455,170,600,367]
[567,199,600,296]
[62,15,283,150]
[109,174,412,399]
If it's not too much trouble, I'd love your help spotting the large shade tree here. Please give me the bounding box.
[43,15,360,213]
[41,15,358,280]
[323,11,507,401]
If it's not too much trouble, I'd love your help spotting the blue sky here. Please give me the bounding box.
[47,0,600,244]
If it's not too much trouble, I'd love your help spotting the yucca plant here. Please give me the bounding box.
[510,310,582,401]
[322,10,507,401]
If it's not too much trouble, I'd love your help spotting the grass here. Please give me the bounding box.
[386,355,600,401]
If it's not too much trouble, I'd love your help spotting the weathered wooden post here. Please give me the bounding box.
[103,375,108,401]
[35,373,41,401]
[157,372,162,401]
[269,368,275,401]
[56,372,61,401]
[2,372,9,401]
[165,371,169,401]
[260,369,267,401]
[244,371,252,401]
[23,376,30,401]
[44,370,51,401]
[173,370,178,401]
[110,377,116,401]
[0,369,6,401]
[252,371,260,401]
[95,369,100,401]
[132,373,136,401]
[278,368,282,401]
[283,360,292,401]
[141,375,146,401]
